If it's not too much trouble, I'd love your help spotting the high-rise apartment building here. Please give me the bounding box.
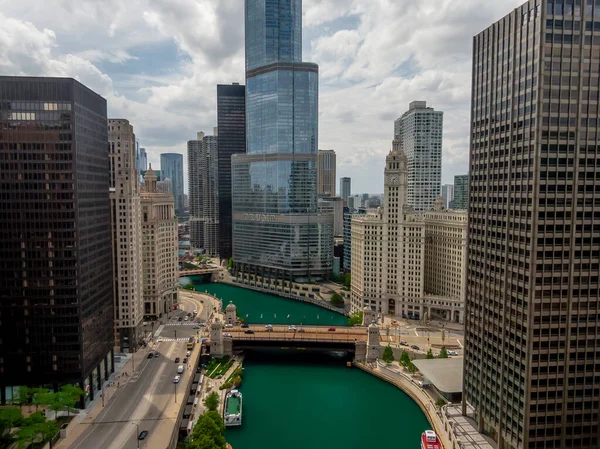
[453,174,469,210]
[108,119,143,352]
[217,83,246,260]
[140,167,179,318]
[318,197,344,236]
[138,146,147,172]
[188,129,219,256]
[231,0,332,281]
[317,149,337,197]
[350,140,466,322]
[340,177,351,204]
[394,101,443,211]
[342,206,366,273]
[160,153,184,214]
[0,77,114,404]
[464,2,600,448]
[441,184,454,209]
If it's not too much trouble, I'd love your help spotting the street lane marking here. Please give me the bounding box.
[457,339,463,348]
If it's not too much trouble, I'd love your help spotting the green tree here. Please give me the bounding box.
[439,346,449,359]
[233,375,242,388]
[182,283,195,291]
[344,273,351,289]
[0,406,23,446]
[407,361,419,374]
[227,258,233,269]
[31,388,51,412]
[60,384,85,416]
[382,345,394,363]
[330,292,344,307]
[16,411,46,449]
[46,392,64,420]
[426,348,434,359]
[204,392,219,412]
[436,397,447,408]
[347,311,363,326]
[189,411,225,449]
[399,350,411,367]
[13,386,33,406]
[36,420,59,447]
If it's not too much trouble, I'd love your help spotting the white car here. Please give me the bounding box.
[186,351,191,357]
[288,325,297,331]
[264,324,273,331]
[173,375,181,383]
[225,323,233,328]
[184,316,189,321]
[448,350,459,356]
[157,337,163,342]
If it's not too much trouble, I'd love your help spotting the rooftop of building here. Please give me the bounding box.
[412,358,463,394]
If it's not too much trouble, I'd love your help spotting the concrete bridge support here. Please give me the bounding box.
[362,307,376,326]
[210,321,224,358]
[366,323,379,363]
[355,340,367,362]
[225,301,237,325]
[223,336,233,357]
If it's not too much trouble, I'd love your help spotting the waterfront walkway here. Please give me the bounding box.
[354,361,453,449]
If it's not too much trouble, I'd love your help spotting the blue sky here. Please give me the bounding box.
[0,0,524,194]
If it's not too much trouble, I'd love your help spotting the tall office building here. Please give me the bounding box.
[160,153,184,214]
[231,0,333,281]
[350,140,466,322]
[464,2,600,448]
[318,197,344,236]
[0,77,114,403]
[342,206,366,273]
[138,147,147,172]
[453,174,469,210]
[394,101,443,211]
[441,184,454,209]
[108,119,143,352]
[340,177,351,204]
[317,149,336,196]
[188,129,219,256]
[217,83,246,260]
[140,167,179,318]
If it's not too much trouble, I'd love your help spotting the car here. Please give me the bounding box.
[193,325,200,329]
[187,313,192,317]
[328,327,336,332]
[174,357,180,363]
[173,375,181,383]
[298,327,305,333]
[186,351,192,357]
[184,316,189,321]
[264,324,273,331]
[178,317,183,321]
[241,323,249,328]
[147,352,154,359]
[183,357,188,364]
[198,322,207,327]
[244,329,255,334]
[410,345,420,350]
[400,341,408,346]
[223,333,232,337]
[154,352,159,357]
[138,430,149,440]
[225,323,233,328]
[448,350,459,356]
[157,337,163,342]
[288,325,297,331]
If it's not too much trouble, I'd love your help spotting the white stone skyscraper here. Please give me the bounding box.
[188,129,219,256]
[394,101,443,211]
[108,119,144,352]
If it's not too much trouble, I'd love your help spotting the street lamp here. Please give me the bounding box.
[132,422,140,449]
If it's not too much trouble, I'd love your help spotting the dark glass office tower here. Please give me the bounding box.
[0,77,114,404]
[217,83,246,260]
[160,153,184,214]
[464,2,600,448]
[232,0,332,282]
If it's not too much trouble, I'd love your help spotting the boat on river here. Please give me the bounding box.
[224,390,242,426]
[421,430,441,449]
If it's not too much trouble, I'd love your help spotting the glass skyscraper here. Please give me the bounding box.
[232,0,332,281]
[160,153,184,214]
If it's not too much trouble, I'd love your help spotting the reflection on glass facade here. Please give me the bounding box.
[0,77,114,404]
[233,0,332,280]
[160,153,184,214]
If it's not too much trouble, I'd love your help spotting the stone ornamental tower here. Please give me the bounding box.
[362,307,376,326]
[366,323,380,363]
[210,321,224,358]
[225,302,237,325]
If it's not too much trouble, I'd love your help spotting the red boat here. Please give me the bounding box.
[421,430,441,449]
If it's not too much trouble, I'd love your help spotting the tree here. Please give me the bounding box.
[16,411,46,449]
[227,258,233,269]
[382,345,394,363]
[0,406,23,445]
[13,386,33,406]
[347,311,363,326]
[204,392,219,412]
[330,292,344,307]
[439,346,449,359]
[46,392,64,420]
[60,385,85,416]
[189,411,225,449]
[32,388,52,411]
[182,283,195,291]
[399,350,411,367]
[407,361,419,374]
[36,420,59,447]
[426,348,434,359]
[233,375,242,388]
[344,274,351,289]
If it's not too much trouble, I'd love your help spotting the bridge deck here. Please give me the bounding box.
[226,325,367,343]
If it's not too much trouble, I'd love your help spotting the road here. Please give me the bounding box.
[225,324,366,342]
[69,338,191,449]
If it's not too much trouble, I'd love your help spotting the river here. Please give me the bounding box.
[180,278,430,449]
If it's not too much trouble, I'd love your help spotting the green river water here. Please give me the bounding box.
[180,279,430,449]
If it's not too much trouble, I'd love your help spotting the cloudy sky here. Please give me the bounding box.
[0,0,524,194]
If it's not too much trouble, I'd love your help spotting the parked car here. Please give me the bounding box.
[410,344,420,350]
[173,375,181,383]
[400,341,409,346]
[244,329,255,334]
[241,323,249,328]
[448,350,459,356]
[328,327,336,332]
[186,351,192,357]
[183,357,188,364]
[174,357,180,363]
[138,430,149,440]
[147,352,154,359]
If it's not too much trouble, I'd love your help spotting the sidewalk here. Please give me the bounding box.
[54,347,151,449]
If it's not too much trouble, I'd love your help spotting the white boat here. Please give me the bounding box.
[421,430,441,449]
[223,390,242,426]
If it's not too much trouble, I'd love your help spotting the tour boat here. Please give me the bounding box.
[421,430,441,449]
[223,390,242,426]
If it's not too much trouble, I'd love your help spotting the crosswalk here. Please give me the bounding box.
[158,337,192,342]
[165,322,203,327]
